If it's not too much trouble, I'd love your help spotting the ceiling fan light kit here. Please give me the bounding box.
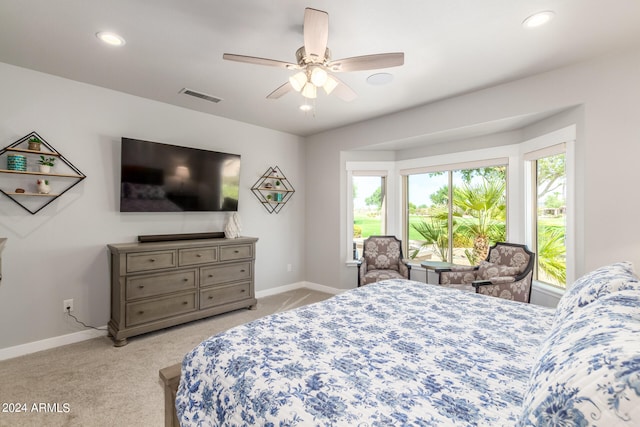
[223,7,404,104]
[310,67,328,87]
[289,72,307,92]
[301,83,317,99]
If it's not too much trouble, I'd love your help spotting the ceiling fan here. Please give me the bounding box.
[222,7,404,102]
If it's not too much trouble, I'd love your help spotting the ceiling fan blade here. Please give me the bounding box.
[328,75,357,102]
[266,82,293,99]
[303,8,329,61]
[328,52,404,72]
[223,53,298,70]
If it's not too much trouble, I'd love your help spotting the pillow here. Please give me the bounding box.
[519,290,640,426]
[555,262,639,320]
[476,261,520,280]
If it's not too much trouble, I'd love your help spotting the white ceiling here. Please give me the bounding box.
[1,0,639,137]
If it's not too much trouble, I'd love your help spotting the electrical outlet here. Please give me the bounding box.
[63,299,74,313]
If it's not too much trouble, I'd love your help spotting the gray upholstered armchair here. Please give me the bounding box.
[357,235,411,287]
[436,242,535,303]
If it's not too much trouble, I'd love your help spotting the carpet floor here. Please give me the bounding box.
[0,288,332,427]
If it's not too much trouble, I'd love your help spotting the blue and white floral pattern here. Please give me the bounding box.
[519,263,640,427]
[554,261,640,321]
[176,280,554,426]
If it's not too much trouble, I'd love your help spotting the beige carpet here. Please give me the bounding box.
[0,288,332,427]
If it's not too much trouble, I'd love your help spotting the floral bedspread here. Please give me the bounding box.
[176,279,554,426]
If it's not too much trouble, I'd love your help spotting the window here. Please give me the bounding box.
[404,162,507,265]
[526,145,567,288]
[352,174,387,260]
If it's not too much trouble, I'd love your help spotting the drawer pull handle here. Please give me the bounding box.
[149,258,156,262]
[241,289,246,293]
[234,250,239,253]
[240,269,246,273]
[138,311,144,315]
[208,274,213,278]
[138,285,144,289]
[182,301,188,305]
[183,278,189,282]
[196,254,202,257]
[208,296,214,300]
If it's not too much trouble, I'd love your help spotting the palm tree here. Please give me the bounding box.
[453,178,506,264]
[410,208,450,261]
[537,225,566,285]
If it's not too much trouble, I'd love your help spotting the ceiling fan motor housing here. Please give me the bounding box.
[296,46,331,66]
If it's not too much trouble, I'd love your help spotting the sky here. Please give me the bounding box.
[353,175,445,209]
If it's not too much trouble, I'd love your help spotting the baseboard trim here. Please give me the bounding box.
[255,281,344,298]
[1,282,344,361]
[0,328,107,362]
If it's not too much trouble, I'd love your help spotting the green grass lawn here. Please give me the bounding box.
[356,214,565,240]
[354,214,439,239]
[354,216,384,237]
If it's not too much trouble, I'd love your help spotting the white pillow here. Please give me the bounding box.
[555,262,639,321]
[519,290,640,426]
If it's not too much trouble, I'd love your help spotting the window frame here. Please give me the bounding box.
[523,139,575,289]
[345,161,396,263]
[401,159,509,264]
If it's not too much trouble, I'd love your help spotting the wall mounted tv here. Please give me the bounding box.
[120,138,240,212]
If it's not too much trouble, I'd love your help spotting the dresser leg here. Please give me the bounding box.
[113,337,128,347]
[248,304,257,310]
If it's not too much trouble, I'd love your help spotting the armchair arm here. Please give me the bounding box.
[399,259,412,280]
[438,266,479,285]
[356,258,366,287]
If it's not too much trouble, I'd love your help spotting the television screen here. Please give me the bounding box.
[120,138,240,212]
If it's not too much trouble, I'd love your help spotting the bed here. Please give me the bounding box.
[160,262,640,426]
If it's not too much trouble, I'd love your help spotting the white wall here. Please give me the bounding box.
[3,46,640,353]
[305,47,640,291]
[0,63,305,350]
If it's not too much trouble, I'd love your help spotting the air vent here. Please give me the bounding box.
[179,88,223,103]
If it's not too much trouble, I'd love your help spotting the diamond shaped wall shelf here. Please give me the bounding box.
[0,131,86,214]
[251,166,295,214]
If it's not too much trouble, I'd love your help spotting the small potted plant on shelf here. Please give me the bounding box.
[37,179,51,194]
[38,155,55,173]
[28,136,42,151]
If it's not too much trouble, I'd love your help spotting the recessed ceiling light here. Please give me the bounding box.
[367,73,394,85]
[96,31,126,46]
[522,11,555,29]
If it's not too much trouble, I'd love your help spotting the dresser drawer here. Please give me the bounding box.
[126,292,196,327]
[127,250,176,273]
[200,282,251,309]
[126,270,196,300]
[179,247,218,266]
[219,244,253,261]
[200,262,252,286]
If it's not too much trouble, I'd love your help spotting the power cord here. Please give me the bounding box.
[65,308,108,331]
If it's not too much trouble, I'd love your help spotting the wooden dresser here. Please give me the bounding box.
[107,236,258,346]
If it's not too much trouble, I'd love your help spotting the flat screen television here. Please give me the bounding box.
[119,138,240,212]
